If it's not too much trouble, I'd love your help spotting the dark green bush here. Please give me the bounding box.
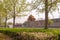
[0,28,60,40]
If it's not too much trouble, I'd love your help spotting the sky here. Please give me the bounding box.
[7,0,60,23]
[7,9,60,24]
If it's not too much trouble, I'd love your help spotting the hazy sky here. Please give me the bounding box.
[7,9,60,23]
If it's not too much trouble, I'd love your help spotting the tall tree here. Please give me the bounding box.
[0,1,7,27]
[3,0,31,28]
[27,0,59,29]
[45,0,48,29]
[2,0,12,27]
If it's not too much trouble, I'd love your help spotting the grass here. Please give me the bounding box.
[0,28,60,34]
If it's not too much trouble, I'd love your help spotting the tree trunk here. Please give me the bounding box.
[5,16,7,28]
[0,16,1,26]
[13,3,16,28]
[45,0,48,29]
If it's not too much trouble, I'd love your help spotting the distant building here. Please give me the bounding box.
[7,14,60,28]
[23,18,60,28]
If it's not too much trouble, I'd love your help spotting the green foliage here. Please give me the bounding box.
[0,0,31,26]
[0,1,7,25]
[0,28,60,40]
[48,19,53,25]
[0,28,60,33]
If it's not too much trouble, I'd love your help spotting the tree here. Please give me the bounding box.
[0,1,7,27]
[3,0,32,28]
[45,0,48,29]
[0,0,60,28]
[27,0,60,29]
[1,0,13,27]
[10,0,30,27]
[28,15,36,21]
